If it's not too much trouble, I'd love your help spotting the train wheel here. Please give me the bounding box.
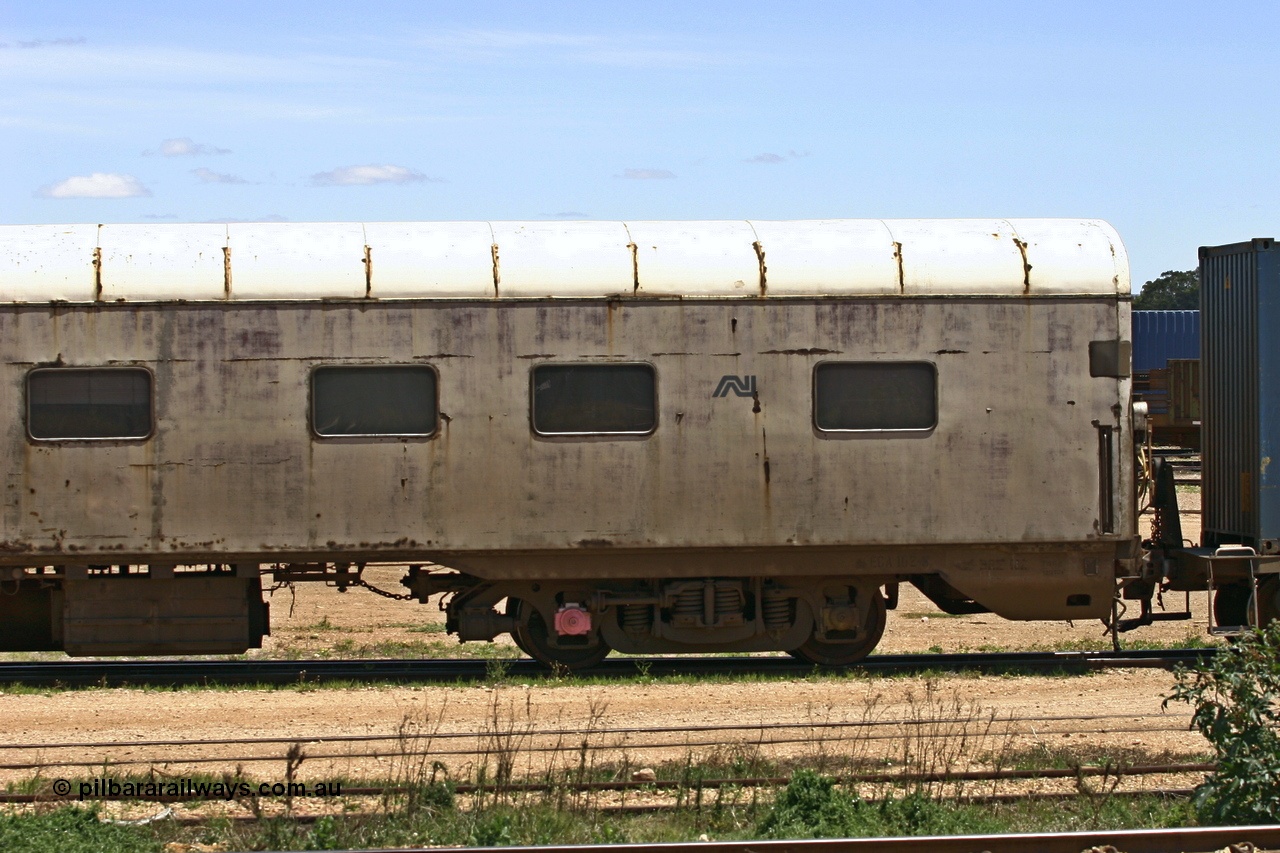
[504,598,535,657]
[788,590,887,667]
[1252,577,1280,626]
[510,599,610,671]
[1214,583,1253,628]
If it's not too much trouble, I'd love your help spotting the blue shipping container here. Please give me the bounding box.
[1131,310,1199,373]
[1199,237,1280,552]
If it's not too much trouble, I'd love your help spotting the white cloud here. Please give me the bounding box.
[310,164,438,186]
[204,214,289,223]
[1,45,336,88]
[192,167,248,184]
[149,137,231,156]
[746,150,809,164]
[618,168,676,180]
[415,29,730,69]
[36,173,151,199]
[0,37,85,50]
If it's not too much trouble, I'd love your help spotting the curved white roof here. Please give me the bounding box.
[0,219,1128,303]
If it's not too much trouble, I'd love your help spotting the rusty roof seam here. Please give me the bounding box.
[483,221,499,298]
[360,223,371,299]
[745,220,765,296]
[622,222,638,295]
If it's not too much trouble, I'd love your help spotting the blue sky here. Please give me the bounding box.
[3,1,1277,289]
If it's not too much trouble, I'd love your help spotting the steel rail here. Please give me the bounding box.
[0,647,1219,687]
[591,789,1202,812]
[0,709,1195,752]
[269,825,1280,853]
[0,723,1200,771]
[0,790,1204,810]
[0,763,1215,803]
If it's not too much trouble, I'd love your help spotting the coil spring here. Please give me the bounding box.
[620,604,651,633]
[715,587,739,616]
[674,587,703,616]
[762,593,792,630]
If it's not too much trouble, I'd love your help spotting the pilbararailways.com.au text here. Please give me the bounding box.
[53,777,343,800]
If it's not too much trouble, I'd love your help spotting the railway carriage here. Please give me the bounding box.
[0,219,1140,667]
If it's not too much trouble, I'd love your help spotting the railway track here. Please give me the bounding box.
[0,648,1218,688]
[0,708,1202,772]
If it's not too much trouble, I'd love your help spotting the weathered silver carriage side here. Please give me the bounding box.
[0,219,1138,666]
[1142,238,1280,633]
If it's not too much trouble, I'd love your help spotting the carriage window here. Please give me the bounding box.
[814,362,936,432]
[312,366,437,437]
[27,368,153,440]
[532,364,656,435]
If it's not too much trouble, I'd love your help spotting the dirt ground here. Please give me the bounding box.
[0,667,1205,784]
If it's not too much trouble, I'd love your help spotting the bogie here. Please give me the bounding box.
[432,576,892,668]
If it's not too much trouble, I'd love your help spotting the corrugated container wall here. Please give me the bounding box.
[1131,310,1199,372]
[1199,237,1280,553]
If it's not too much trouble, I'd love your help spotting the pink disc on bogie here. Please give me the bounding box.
[554,604,591,636]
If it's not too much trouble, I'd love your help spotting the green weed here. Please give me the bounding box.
[0,806,159,853]
[1166,622,1280,823]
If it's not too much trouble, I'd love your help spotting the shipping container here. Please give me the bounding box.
[1132,310,1199,373]
[1199,237,1280,553]
[1131,311,1201,447]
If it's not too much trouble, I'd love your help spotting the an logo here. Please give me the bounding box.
[713,375,757,397]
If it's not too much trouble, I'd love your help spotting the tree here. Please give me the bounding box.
[1134,269,1199,310]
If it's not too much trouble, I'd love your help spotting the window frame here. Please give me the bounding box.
[309,363,440,439]
[529,361,659,438]
[26,366,156,443]
[811,360,938,434]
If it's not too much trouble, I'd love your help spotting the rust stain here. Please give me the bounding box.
[627,241,639,294]
[490,243,500,297]
[235,329,281,356]
[606,300,619,351]
[362,245,372,298]
[223,245,232,299]
[760,427,771,504]
[752,240,767,296]
[893,241,904,293]
[1013,237,1032,293]
[92,245,103,301]
[758,348,840,356]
